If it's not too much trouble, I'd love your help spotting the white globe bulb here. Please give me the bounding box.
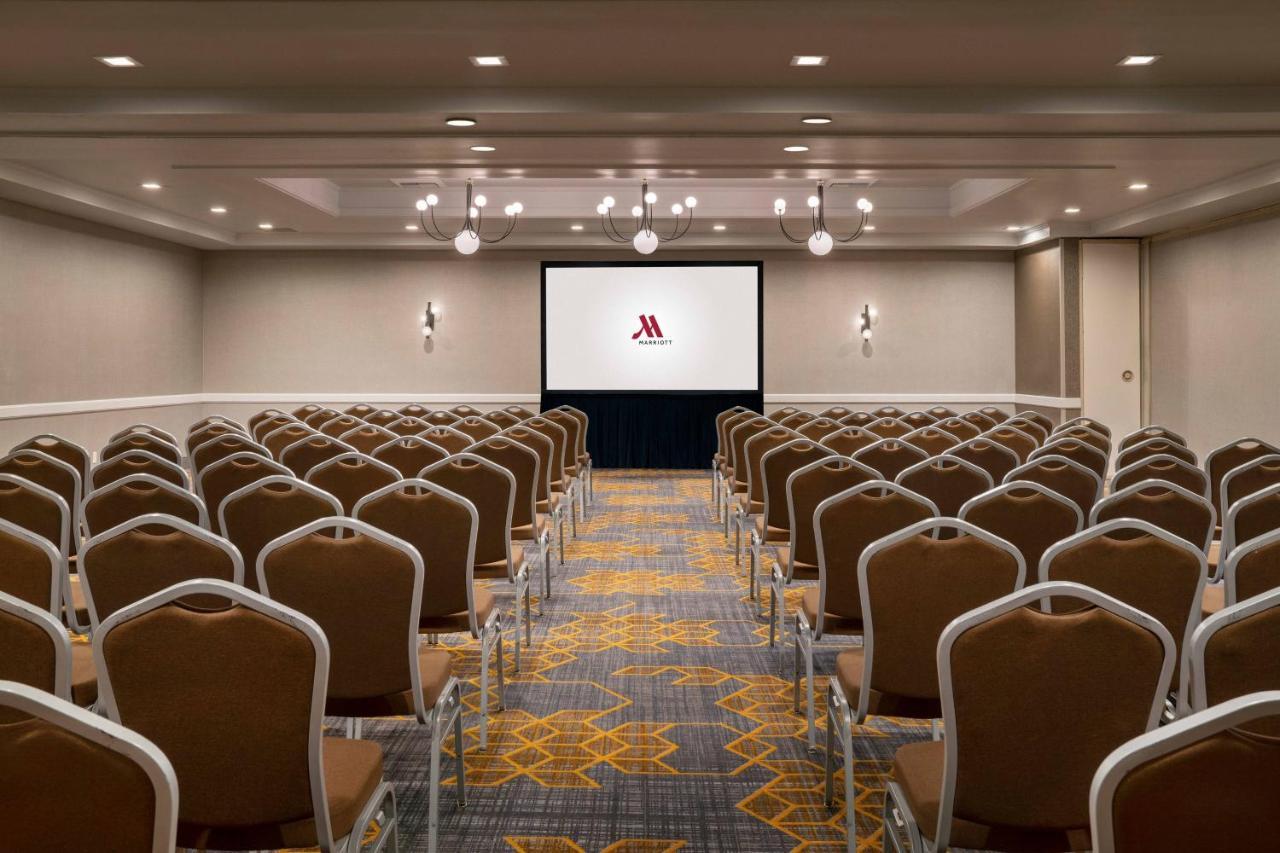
[808,230,834,256]
[504,205,514,216]
[474,194,487,208]
[633,230,659,254]
[415,199,428,211]
[603,196,616,209]
[511,202,523,214]
[454,231,480,255]
[425,194,439,207]
[422,325,433,338]
[774,199,787,214]
[644,191,657,204]
[468,206,478,217]
[631,205,643,217]
[596,203,608,215]
[868,306,878,318]
[807,195,820,208]
[861,328,873,340]
[685,196,697,208]
[856,197,872,212]
[855,315,865,327]
[671,203,683,215]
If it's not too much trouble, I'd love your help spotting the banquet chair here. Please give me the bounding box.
[899,411,938,431]
[770,407,801,423]
[262,423,316,459]
[819,406,855,421]
[81,474,208,536]
[504,426,567,571]
[90,449,188,491]
[483,409,523,430]
[931,416,981,443]
[338,423,398,455]
[1055,416,1111,438]
[1220,528,1280,608]
[252,413,298,443]
[925,406,958,420]
[542,408,588,517]
[1005,454,1103,516]
[1118,425,1187,453]
[1115,437,1199,469]
[1188,589,1280,735]
[1013,409,1055,435]
[1111,454,1209,499]
[839,411,878,428]
[959,410,998,431]
[420,426,474,456]
[0,450,83,557]
[12,434,92,488]
[424,410,462,427]
[736,427,801,575]
[901,426,959,457]
[343,403,378,419]
[101,433,182,467]
[189,414,246,437]
[448,404,481,418]
[280,434,355,478]
[778,411,818,430]
[818,425,878,456]
[0,474,72,607]
[364,409,403,428]
[303,408,343,428]
[852,438,928,482]
[385,416,431,437]
[185,421,245,457]
[397,403,431,419]
[502,405,536,420]
[1218,453,1280,526]
[958,481,1083,578]
[754,439,835,619]
[454,415,502,443]
[523,416,579,537]
[1221,481,1280,558]
[108,424,180,449]
[247,409,291,438]
[372,434,449,479]
[1091,480,1215,555]
[865,417,912,440]
[557,405,593,507]
[190,432,270,475]
[1054,424,1112,457]
[219,475,342,593]
[470,435,552,602]
[305,452,400,515]
[982,424,1039,463]
[718,412,765,524]
[291,402,326,420]
[874,406,907,420]
[797,417,844,443]
[195,452,291,534]
[895,456,993,518]
[977,406,1009,424]
[1003,415,1049,445]
[318,414,364,438]
[1030,435,1109,480]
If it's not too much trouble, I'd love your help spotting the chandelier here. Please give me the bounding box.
[774,182,873,255]
[413,179,523,255]
[596,180,697,254]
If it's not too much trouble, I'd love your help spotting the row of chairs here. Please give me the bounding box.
[0,402,593,852]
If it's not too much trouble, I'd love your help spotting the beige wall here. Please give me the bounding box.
[1014,242,1063,396]
[1149,212,1280,457]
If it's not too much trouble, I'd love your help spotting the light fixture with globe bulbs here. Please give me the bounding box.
[855,303,877,341]
[774,182,873,255]
[413,179,523,254]
[421,302,442,338]
[597,180,696,254]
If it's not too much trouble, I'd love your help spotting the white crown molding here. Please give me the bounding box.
[764,392,1081,407]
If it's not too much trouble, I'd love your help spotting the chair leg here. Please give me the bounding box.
[793,612,819,751]
[539,532,550,614]
[571,481,579,537]
[824,687,837,809]
[428,712,442,853]
[478,632,490,750]
[495,618,507,713]
[558,510,566,567]
[734,512,742,566]
[452,685,467,811]
[842,715,856,853]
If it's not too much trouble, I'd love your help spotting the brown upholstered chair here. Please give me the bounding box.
[94,579,397,852]
[12,434,91,489]
[280,434,355,478]
[416,426,472,457]
[1117,438,1199,476]
[190,432,269,475]
[363,409,403,428]
[1014,409,1056,435]
[852,437,929,482]
[1054,424,1113,457]
[778,411,818,430]
[385,415,431,437]
[895,456,993,518]
[371,434,449,479]
[878,583,1174,853]
[108,424,180,449]
[503,405,535,420]
[80,513,242,631]
[1090,691,1280,852]
[542,408,589,516]
[482,409,523,430]
[247,409,291,437]
[448,404,480,418]
[1031,435,1110,479]
[770,406,801,423]
[421,452,532,665]
[1189,590,1280,735]
[195,452,291,534]
[1221,528,1280,609]
[1092,480,1216,555]
[839,411,877,428]
[91,449,188,492]
[259,517,465,850]
[823,518,1024,818]
[100,433,182,467]
[932,416,981,444]
[291,402,326,420]
[189,414,246,437]
[1004,415,1050,445]
[796,417,844,443]
[864,417,912,440]
[819,406,855,421]
[0,518,68,629]
[1040,519,1206,696]
[355,479,507,747]
[899,411,938,431]
[901,425,960,457]
[1111,453,1210,500]
[252,413,298,443]
[874,406,908,420]
[342,403,377,419]
[1222,481,1280,558]
[557,404,594,507]
[305,452,400,515]
[397,403,431,418]
[453,415,502,443]
[958,481,1084,578]
[736,427,801,574]
[503,426,567,569]
[302,407,342,428]
[82,474,208,537]
[982,424,1038,463]
[794,482,939,749]
[0,450,83,559]
[1055,415,1111,439]
[262,423,317,459]
[714,409,755,510]
[925,406,958,420]
[1005,454,1103,516]
[317,413,363,438]
[424,410,462,426]
[470,436,552,599]
[754,439,835,621]
[818,425,878,456]
[977,405,1009,424]
[0,679,179,851]
[337,423,398,455]
[768,457,879,651]
[1118,424,1187,453]
[524,416,578,537]
[959,410,998,431]
[219,475,342,593]
[0,474,72,602]
[185,421,245,457]
[945,436,1020,486]
[1219,452,1280,525]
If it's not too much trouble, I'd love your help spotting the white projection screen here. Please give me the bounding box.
[542,262,762,392]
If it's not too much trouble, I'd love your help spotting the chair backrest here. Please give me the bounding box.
[82,474,208,537]
[1111,453,1210,500]
[851,437,929,482]
[189,415,245,437]
[469,436,541,531]
[449,404,480,418]
[420,453,516,573]
[1013,410,1056,435]
[541,410,582,468]
[1031,436,1109,479]
[302,407,342,428]
[185,422,245,456]
[101,433,182,466]
[355,479,480,634]
[12,434,91,488]
[246,408,288,434]
[317,414,363,439]
[523,417,569,486]
[895,456,993,518]
[80,514,243,629]
[292,403,325,420]
[1220,453,1280,524]
[717,409,755,460]
[933,583,1174,851]
[813,482,938,632]
[195,452,291,534]
[0,679,179,852]
[503,405,536,420]
[818,425,878,456]
[874,405,907,420]
[855,518,1023,715]
[1091,480,1215,555]
[0,592,73,710]
[91,449,188,491]
[483,409,523,430]
[932,416,981,443]
[259,518,428,719]
[1041,519,1207,688]
[0,475,70,591]
[785,457,880,571]
[1223,528,1280,607]
[901,425,960,457]
[1190,589,1280,736]
[945,436,1021,485]
[777,411,817,430]
[926,406,959,420]
[0,517,63,615]
[818,406,854,421]
[337,423,398,455]
[371,434,449,479]
[769,406,800,423]
[363,409,402,428]
[1004,454,1103,515]
[1055,415,1111,438]
[453,415,502,443]
[279,434,353,478]
[1206,437,1280,519]
[795,416,844,443]
[743,427,801,503]
[262,423,316,459]
[982,425,1039,463]
[958,481,1084,580]
[899,411,939,431]
[424,410,462,426]
[1222,481,1280,557]
[864,417,912,440]
[760,439,834,532]
[977,406,1009,424]
[342,403,377,418]
[218,476,342,592]
[1054,425,1113,458]
[95,580,344,849]
[1004,415,1049,445]
[0,450,82,546]
[839,411,877,428]
[396,403,431,418]
[1118,425,1187,453]
[108,424,180,448]
[190,432,269,475]
[251,414,298,443]
[419,425,475,456]
[1115,436,1199,470]
[503,427,556,502]
[1090,691,1280,853]
[304,452,400,515]
[727,417,773,487]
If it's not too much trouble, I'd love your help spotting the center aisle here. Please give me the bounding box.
[361,469,929,852]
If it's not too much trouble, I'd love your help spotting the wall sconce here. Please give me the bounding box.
[422,302,442,338]
[856,304,877,340]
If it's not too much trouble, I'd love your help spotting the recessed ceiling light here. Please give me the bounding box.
[96,55,141,68]
[783,145,810,153]
[713,224,727,231]
[209,206,227,214]
[1064,206,1081,214]
[1006,225,1025,232]
[863,225,876,231]
[258,222,274,231]
[570,224,584,231]
[140,181,162,190]
[470,145,496,152]
[445,117,477,127]
[404,224,419,231]
[1119,55,1161,66]
[791,55,828,67]
[470,55,507,67]
[801,116,832,125]
[1129,182,1149,191]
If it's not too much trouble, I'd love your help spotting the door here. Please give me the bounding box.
[1080,240,1141,462]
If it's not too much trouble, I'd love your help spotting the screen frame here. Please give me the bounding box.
[540,259,764,396]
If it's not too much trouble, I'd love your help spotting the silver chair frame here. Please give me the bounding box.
[1111,452,1210,500]
[0,480,70,618]
[0,591,73,699]
[81,472,210,536]
[1003,453,1104,514]
[1118,424,1187,452]
[1220,526,1280,608]
[217,474,344,545]
[471,435,553,612]
[11,433,91,487]
[1090,478,1215,555]
[1218,452,1280,530]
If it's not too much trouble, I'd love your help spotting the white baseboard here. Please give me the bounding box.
[763,393,1081,408]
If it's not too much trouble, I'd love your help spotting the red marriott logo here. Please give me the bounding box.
[631,314,672,346]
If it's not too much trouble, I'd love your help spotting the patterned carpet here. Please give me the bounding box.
[355,469,931,852]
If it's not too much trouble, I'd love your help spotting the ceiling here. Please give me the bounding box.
[2,0,1279,251]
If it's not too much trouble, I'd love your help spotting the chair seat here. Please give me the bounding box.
[801,588,863,635]
[67,578,88,627]
[178,737,384,850]
[536,492,564,514]
[1207,540,1220,576]
[326,646,452,718]
[1202,583,1226,619]
[474,543,526,580]
[737,494,763,515]
[892,740,1092,852]
[578,452,590,465]
[419,587,496,635]
[753,516,789,543]
[835,647,942,719]
[70,642,98,707]
[774,546,818,580]
[513,515,551,541]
